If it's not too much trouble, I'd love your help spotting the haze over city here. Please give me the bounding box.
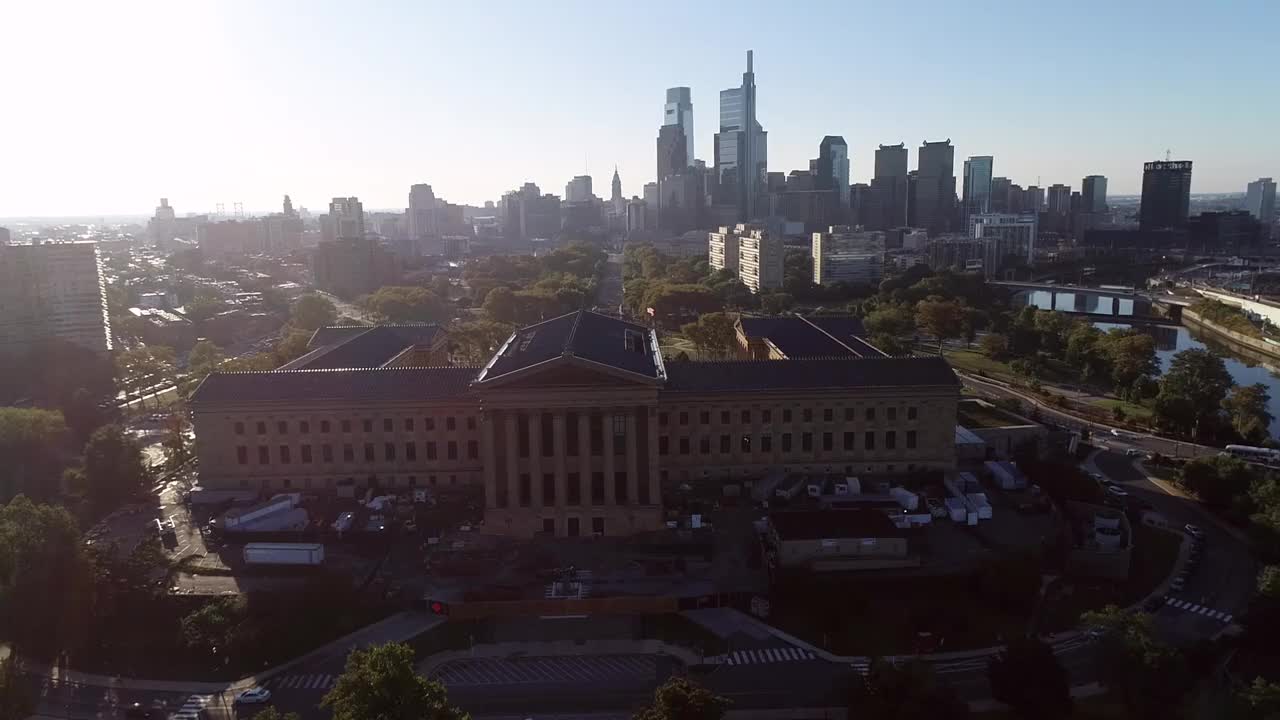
[3,0,1278,217]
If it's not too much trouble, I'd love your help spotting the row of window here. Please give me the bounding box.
[659,406,918,426]
[236,440,479,466]
[658,429,917,456]
[235,474,465,490]
[514,412,629,458]
[494,471,651,509]
[233,416,476,436]
[540,516,606,536]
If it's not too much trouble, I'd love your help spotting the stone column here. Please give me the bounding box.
[647,407,660,506]
[481,410,497,509]
[527,412,543,511]
[625,410,639,505]
[601,410,616,506]
[503,411,519,517]
[553,411,567,510]
[577,412,591,506]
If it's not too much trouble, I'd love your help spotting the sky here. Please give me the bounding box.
[2,0,1278,218]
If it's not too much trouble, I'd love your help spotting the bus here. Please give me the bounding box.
[1224,444,1280,466]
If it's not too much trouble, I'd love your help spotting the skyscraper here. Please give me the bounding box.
[1139,161,1193,231]
[914,140,956,234]
[663,87,694,168]
[1246,177,1276,226]
[815,136,850,208]
[0,241,112,357]
[656,124,688,183]
[565,175,593,203]
[408,184,438,239]
[1047,184,1072,214]
[962,156,994,221]
[990,177,1012,213]
[1081,175,1108,214]
[872,143,909,229]
[611,167,625,216]
[714,50,767,221]
[328,197,365,240]
[1025,186,1045,213]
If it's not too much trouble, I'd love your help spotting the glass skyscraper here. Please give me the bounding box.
[714,51,767,221]
[663,87,694,168]
[962,156,993,221]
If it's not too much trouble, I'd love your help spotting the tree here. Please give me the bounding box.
[184,289,226,323]
[1225,383,1274,444]
[1259,565,1280,599]
[449,320,513,364]
[1096,330,1158,390]
[272,330,313,366]
[1081,605,1190,719]
[290,293,338,331]
[979,333,1010,360]
[863,305,916,339]
[988,637,1072,719]
[915,298,966,354]
[321,642,468,720]
[0,407,69,503]
[247,709,300,720]
[180,596,247,659]
[0,656,33,720]
[1236,677,1280,720]
[187,340,224,379]
[1155,348,1234,437]
[482,286,519,323]
[162,412,192,470]
[1179,455,1253,509]
[362,286,451,323]
[81,425,150,512]
[847,659,971,720]
[759,292,795,315]
[634,677,730,720]
[61,387,104,442]
[977,552,1042,614]
[680,313,737,360]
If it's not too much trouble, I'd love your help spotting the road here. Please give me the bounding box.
[595,253,624,317]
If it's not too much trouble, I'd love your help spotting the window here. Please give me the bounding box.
[256,421,267,435]
[543,473,555,505]
[282,478,292,489]
[405,418,415,432]
[425,417,435,431]
[301,445,312,463]
[234,422,245,435]
[541,413,554,456]
[518,415,530,457]
[614,472,628,503]
[385,443,396,461]
[719,410,729,424]
[467,439,479,460]
[823,408,833,422]
[363,419,373,433]
[447,441,458,460]
[519,474,531,507]
[426,442,437,460]
[343,444,354,462]
[592,517,605,535]
[591,472,605,505]
[865,407,875,421]
[364,443,375,462]
[741,409,751,424]
[323,444,334,462]
[822,432,833,451]
[803,408,813,422]
[590,415,603,455]
[321,420,330,433]
[406,442,416,461]
[908,407,918,420]
[380,418,391,432]
[887,407,897,422]
[782,433,792,452]
[567,517,580,537]
[446,417,457,431]
[761,434,772,452]
[700,436,711,454]
[341,419,351,433]
[467,417,476,430]
[542,518,555,535]
[719,435,730,453]
[568,473,581,505]
[700,410,710,424]
[679,437,690,455]
[906,430,917,449]
[679,412,688,425]
[258,446,269,464]
[659,436,669,455]
[659,412,668,427]
[741,434,752,453]
[844,408,854,421]
[885,431,897,450]
[237,446,248,465]
[802,433,813,451]
[864,431,876,450]
[844,432,855,450]
[782,409,792,423]
[274,444,289,463]
[763,409,772,423]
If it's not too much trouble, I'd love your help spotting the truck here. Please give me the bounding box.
[242,542,324,566]
[235,507,309,532]
[219,494,299,531]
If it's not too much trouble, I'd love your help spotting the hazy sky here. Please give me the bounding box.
[3,0,1277,217]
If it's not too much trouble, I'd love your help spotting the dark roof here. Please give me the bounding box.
[477,310,661,383]
[662,356,957,393]
[188,367,478,405]
[737,315,882,358]
[770,510,904,540]
[308,323,441,349]
[283,324,444,370]
[804,316,887,357]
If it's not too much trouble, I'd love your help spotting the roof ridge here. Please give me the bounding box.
[210,365,481,375]
[564,309,585,355]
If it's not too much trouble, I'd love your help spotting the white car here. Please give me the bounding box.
[235,688,272,705]
[1105,485,1128,499]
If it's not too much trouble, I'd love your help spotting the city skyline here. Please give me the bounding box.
[3,0,1277,217]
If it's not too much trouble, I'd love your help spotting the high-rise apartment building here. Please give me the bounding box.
[1024,186,1045,214]
[714,51,767,221]
[565,175,593,203]
[970,214,1038,273]
[708,225,741,273]
[1246,177,1276,227]
[0,242,112,357]
[327,197,365,241]
[990,177,1012,213]
[312,237,400,299]
[1081,175,1108,214]
[962,156,994,221]
[872,144,909,229]
[663,87,694,168]
[408,184,439,239]
[1047,184,1072,215]
[812,226,885,286]
[914,140,956,234]
[815,136,850,207]
[1139,161,1192,231]
[737,226,782,293]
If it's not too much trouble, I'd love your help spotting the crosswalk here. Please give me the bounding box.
[1165,596,1233,623]
[266,673,337,691]
[545,570,593,599]
[433,654,655,686]
[170,695,213,720]
[709,646,817,665]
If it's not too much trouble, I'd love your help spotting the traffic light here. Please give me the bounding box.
[427,599,448,616]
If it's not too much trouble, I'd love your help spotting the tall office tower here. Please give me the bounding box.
[148,197,178,246]
[1081,175,1108,213]
[815,136,850,207]
[914,140,956,233]
[643,182,659,209]
[1025,186,1045,213]
[848,184,882,230]
[714,50,767,221]
[0,241,112,357]
[1047,184,1072,214]
[657,124,688,183]
[970,213,1038,274]
[872,143,909,229]
[990,177,1012,213]
[565,175,593,203]
[663,87,694,168]
[1246,177,1276,226]
[1139,161,1193,231]
[328,197,365,240]
[312,237,400,299]
[283,194,296,217]
[737,225,782,293]
[962,156,994,221]
[611,167,625,216]
[408,184,439,239]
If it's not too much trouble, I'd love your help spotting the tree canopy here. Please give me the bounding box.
[988,636,1072,719]
[634,677,730,720]
[0,408,69,503]
[321,642,468,720]
[1154,348,1235,438]
[361,286,451,324]
[80,425,150,512]
[846,659,971,720]
[290,293,338,331]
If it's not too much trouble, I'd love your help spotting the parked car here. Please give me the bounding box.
[235,688,272,705]
[1105,485,1129,499]
[1184,523,1205,539]
[1125,448,1144,457]
[1169,576,1186,592]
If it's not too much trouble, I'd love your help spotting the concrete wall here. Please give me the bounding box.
[1183,309,1280,363]
[1195,288,1280,328]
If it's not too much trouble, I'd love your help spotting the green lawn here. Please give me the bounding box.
[1086,397,1154,424]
